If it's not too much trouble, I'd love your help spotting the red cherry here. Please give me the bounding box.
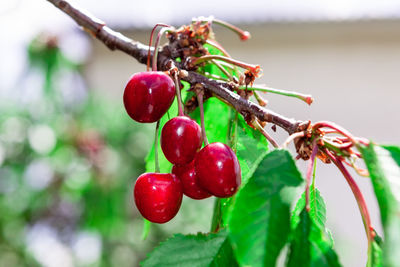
[134,173,182,223]
[161,116,202,164]
[123,72,175,123]
[172,161,211,200]
[194,142,241,198]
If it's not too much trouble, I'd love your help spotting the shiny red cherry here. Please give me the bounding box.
[123,72,175,123]
[161,116,202,164]
[194,142,241,198]
[134,173,182,223]
[172,160,211,200]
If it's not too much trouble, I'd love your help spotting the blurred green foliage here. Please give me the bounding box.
[0,35,212,267]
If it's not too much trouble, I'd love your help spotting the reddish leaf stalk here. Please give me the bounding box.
[313,121,358,145]
[324,148,374,251]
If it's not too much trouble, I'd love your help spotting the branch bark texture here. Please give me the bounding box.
[46,0,302,134]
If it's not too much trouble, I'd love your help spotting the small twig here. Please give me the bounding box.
[282,131,305,148]
[252,120,279,148]
[205,40,231,57]
[253,91,268,107]
[242,85,313,105]
[210,59,234,81]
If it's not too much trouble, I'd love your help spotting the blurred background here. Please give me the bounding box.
[1,0,400,266]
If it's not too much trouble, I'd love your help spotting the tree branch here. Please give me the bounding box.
[46,0,302,134]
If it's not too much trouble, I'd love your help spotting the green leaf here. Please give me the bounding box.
[235,116,269,184]
[228,150,303,267]
[368,233,383,267]
[291,188,327,236]
[360,143,400,267]
[218,115,269,228]
[287,209,312,266]
[141,230,237,267]
[288,188,341,267]
[382,145,400,166]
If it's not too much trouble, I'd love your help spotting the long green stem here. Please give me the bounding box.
[242,85,313,105]
[252,120,279,148]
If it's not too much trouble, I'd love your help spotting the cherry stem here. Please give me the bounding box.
[147,23,170,72]
[206,40,231,57]
[211,59,233,81]
[324,148,374,253]
[154,120,161,173]
[193,55,260,76]
[252,120,279,148]
[197,90,209,146]
[242,85,314,105]
[342,157,370,177]
[173,72,184,116]
[325,140,353,150]
[305,142,318,212]
[152,27,172,71]
[202,73,230,82]
[193,17,251,41]
[253,91,268,107]
[282,131,305,148]
[313,121,358,145]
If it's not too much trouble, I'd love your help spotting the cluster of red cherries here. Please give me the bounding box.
[123,71,241,223]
